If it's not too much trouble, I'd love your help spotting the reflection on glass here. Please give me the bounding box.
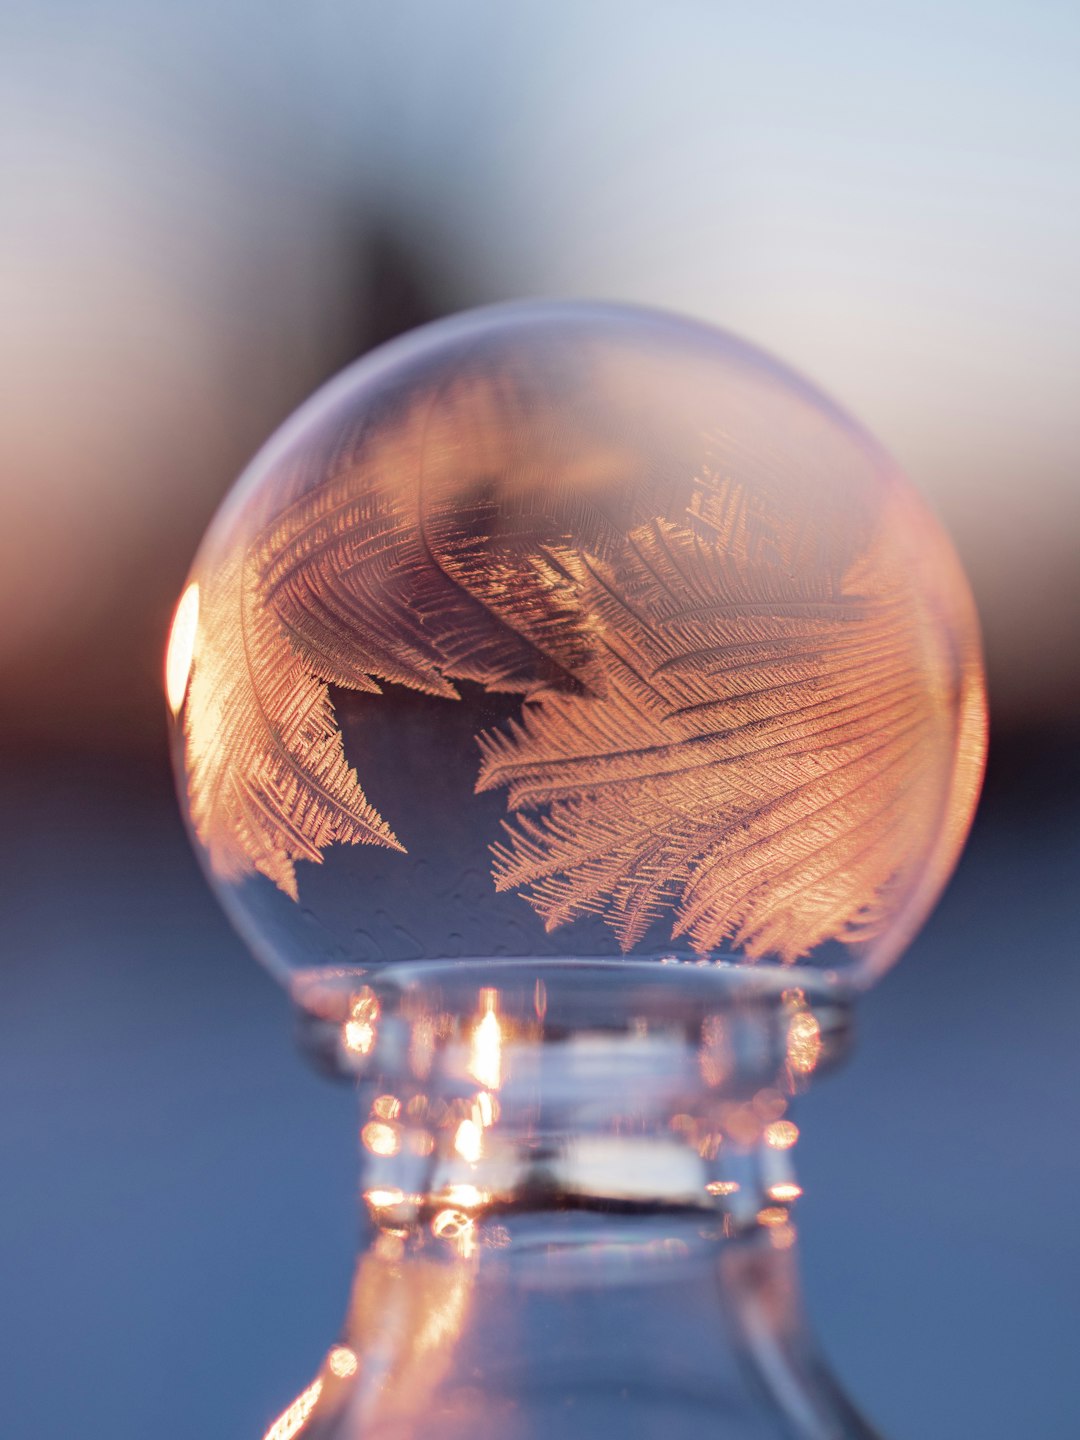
[765,1119,800,1149]
[343,989,379,1056]
[453,1118,483,1163]
[767,1182,803,1202]
[261,1378,322,1440]
[468,990,503,1091]
[786,1011,823,1074]
[327,1346,358,1380]
[362,1120,400,1157]
[165,581,199,717]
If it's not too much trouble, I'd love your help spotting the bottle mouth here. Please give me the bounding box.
[292,956,856,1083]
[290,958,854,1249]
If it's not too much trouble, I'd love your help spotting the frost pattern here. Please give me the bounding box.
[183,546,401,900]
[479,517,936,961]
[182,371,947,961]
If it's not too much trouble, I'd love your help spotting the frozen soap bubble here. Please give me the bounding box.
[166,302,986,990]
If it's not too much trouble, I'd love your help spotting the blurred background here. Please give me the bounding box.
[2,3,1077,1437]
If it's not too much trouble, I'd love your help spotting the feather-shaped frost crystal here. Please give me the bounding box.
[167,302,986,983]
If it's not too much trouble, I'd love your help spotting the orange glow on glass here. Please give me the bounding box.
[165,582,199,716]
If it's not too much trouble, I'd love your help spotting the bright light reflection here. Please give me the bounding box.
[468,989,503,1090]
[262,1378,322,1440]
[343,989,380,1056]
[765,1120,800,1149]
[442,1183,488,1208]
[165,582,199,716]
[372,1094,400,1120]
[364,1187,405,1209]
[757,1206,790,1227]
[786,1012,822,1074]
[327,1345,358,1379]
[362,1121,400,1157]
[706,1180,739,1197]
[432,1208,473,1239]
[454,1118,483,1163]
[767,1182,803,1202]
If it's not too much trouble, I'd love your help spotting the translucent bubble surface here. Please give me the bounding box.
[166,302,986,987]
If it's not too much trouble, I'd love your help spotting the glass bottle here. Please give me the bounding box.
[166,301,986,1438]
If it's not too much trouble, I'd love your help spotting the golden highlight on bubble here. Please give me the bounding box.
[165,582,199,717]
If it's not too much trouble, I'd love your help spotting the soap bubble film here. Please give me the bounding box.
[167,303,986,985]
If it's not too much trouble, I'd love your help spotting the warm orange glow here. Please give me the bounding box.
[698,1133,722,1160]
[432,1208,473,1240]
[441,1183,488,1208]
[706,1180,740,1197]
[372,1094,401,1120]
[408,1130,435,1157]
[534,978,547,1019]
[769,1221,797,1250]
[765,1120,800,1150]
[165,582,199,716]
[262,1378,322,1440]
[468,989,503,1090]
[786,1012,822,1074]
[723,1102,765,1147]
[364,1187,405,1210]
[454,1118,483,1163]
[327,1345,358,1379]
[373,1231,406,1263]
[344,1021,374,1054]
[343,989,380,1056]
[752,1088,787,1120]
[767,1182,803,1202]
[362,1121,401,1157]
[757,1205,790,1227]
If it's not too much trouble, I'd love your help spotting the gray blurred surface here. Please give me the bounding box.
[2,742,1077,1439]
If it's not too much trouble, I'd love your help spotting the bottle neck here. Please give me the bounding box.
[281,961,874,1440]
